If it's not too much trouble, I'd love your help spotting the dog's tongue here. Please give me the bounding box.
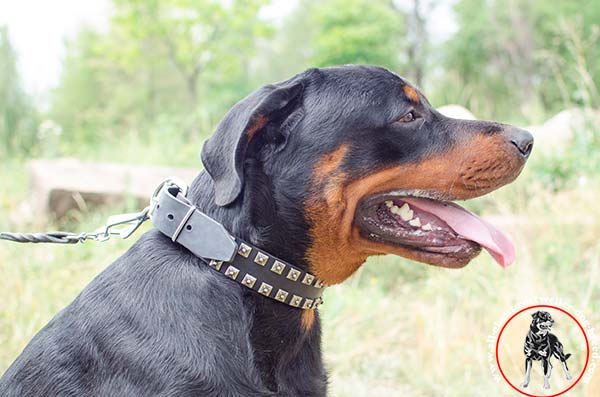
[403,198,515,267]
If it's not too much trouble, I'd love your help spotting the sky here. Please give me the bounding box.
[0,0,111,97]
[0,0,456,100]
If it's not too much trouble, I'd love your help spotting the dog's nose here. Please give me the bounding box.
[506,128,534,158]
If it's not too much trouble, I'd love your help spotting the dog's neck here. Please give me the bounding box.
[188,169,313,272]
[187,170,322,390]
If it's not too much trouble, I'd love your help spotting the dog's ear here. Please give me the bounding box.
[531,311,540,319]
[201,79,305,206]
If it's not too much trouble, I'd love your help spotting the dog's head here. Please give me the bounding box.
[201,65,532,284]
[531,311,554,334]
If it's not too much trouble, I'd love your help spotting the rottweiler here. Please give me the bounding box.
[522,311,572,389]
[0,65,532,396]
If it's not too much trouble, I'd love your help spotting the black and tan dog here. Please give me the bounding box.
[522,311,572,390]
[1,65,532,396]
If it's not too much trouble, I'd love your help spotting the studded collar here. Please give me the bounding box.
[150,181,325,310]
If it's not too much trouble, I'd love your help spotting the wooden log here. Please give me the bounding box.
[28,158,198,218]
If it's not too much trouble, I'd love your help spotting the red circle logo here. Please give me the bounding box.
[495,305,589,396]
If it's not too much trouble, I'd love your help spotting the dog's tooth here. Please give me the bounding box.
[422,223,433,231]
[399,203,413,221]
[385,200,394,208]
[409,217,421,227]
[390,205,400,214]
[401,211,414,221]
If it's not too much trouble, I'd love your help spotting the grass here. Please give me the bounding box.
[1,144,599,396]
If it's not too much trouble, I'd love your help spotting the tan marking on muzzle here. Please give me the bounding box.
[305,134,526,284]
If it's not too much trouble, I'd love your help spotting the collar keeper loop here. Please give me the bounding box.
[171,206,196,242]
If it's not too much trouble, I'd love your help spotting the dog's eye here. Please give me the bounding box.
[397,111,416,123]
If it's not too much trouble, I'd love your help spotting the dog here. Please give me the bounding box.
[0,65,532,396]
[522,311,572,389]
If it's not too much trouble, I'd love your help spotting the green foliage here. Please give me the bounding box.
[253,0,408,89]
[50,30,110,147]
[0,27,37,157]
[50,0,271,155]
[436,0,600,123]
[306,0,406,70]
[530,116,600,191]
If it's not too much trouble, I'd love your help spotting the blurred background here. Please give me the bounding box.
[1,0,599,395]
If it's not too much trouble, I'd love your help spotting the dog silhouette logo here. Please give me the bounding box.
[521,311,572,390]
[494,304,591,397]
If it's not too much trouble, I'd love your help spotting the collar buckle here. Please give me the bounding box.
[149,178,189,216]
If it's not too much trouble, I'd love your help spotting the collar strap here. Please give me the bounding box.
[150,182,325,310]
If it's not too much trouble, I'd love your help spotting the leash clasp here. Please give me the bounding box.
[92,178,189,242]
[92,207,151,242]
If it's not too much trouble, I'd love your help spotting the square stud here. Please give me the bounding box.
[241,274,257,288]
[314,280,325,288]
[258,282,273,297]
[238,243,251,258]
[302,299,314,309]
[286,268,301,281]
[254,252,269,266]
[270,261,286,275]
[209,260,223,270]
[302,273,315,286]
[275,289,289,302]
[313,297,323,308]
[224,265,240,280]
[290,295,303,307]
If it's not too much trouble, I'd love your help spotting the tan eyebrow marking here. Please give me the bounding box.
[403,85,420,103]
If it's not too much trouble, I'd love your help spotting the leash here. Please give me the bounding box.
[0,209,150,244]
[0,179,174,245]
[0,178,325,309]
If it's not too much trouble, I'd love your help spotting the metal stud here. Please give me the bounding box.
[286,268,301,281]
[314,280,325,288]
[302,299,314,309]
[313,297,323,308]
[275,289,289,302]
[258,282,273,296]
[290,295,302,307]
[241,274,257,288]
[224,265,240,280]
[270,261,286,274]
[302,273,315,286]
[254,252,269,266]
[209,260,223,270]
[238,243,251,258]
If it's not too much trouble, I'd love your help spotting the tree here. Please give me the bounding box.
[111,0,271,115]
[438,0,600,122]
[0,26,36,156]
[391,0,438,88]
[51,0,272,147]
[304,0,407,71]
[271,0,405,71]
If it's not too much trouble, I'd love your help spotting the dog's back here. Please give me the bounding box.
[0,230,270,396]
[548,333,571,362]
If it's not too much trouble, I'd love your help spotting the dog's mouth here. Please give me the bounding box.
[356,191,514,268]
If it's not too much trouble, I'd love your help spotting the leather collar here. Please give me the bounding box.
[150,181,325,310]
